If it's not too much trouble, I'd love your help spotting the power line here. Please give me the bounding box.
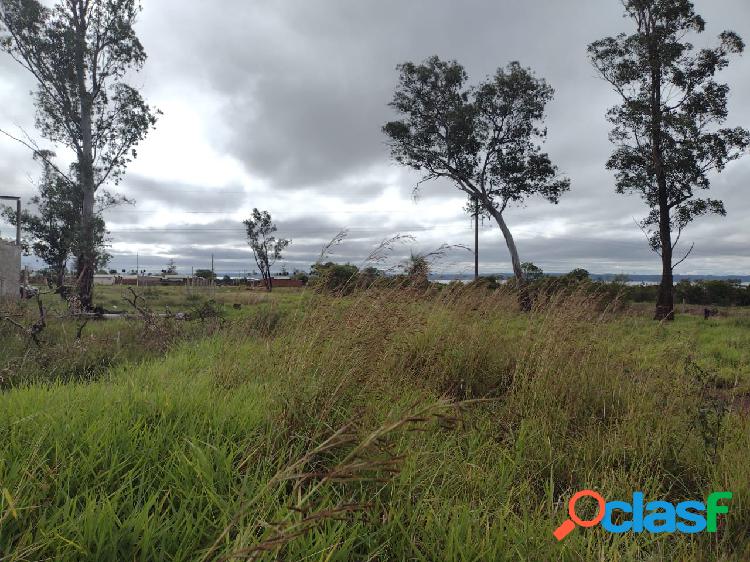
[102,208,439,215]
[107,224,482,234]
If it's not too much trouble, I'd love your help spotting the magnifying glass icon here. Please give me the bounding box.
[553,489,606,541]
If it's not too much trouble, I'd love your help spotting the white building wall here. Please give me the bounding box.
[93,275,117,285]
[0,241,21,299]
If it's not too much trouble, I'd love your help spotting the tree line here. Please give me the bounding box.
[2,0,748,320]
[382,0,749,320]
[298,259,750,309]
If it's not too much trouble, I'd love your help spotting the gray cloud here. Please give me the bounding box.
[2,0,749,274]
[116,175,250,213]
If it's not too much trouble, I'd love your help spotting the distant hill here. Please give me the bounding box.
[431,272,750,284]
[214,270,750,285]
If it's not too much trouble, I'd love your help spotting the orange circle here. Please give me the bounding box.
[568,490,606,527]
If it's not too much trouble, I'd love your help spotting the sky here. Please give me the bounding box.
[1,0,749,276]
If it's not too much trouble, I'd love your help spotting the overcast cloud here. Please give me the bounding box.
[1,0,749,276]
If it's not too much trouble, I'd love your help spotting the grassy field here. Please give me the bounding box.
[1,284,749,560]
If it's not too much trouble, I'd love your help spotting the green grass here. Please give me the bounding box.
[1,285,749,560]
[1,286,305,387]
[89,285,303,312]
[0,338,278,561]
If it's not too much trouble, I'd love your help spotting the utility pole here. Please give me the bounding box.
[474,197,479,280]
[15,198,20,246]
[136,252,139,287]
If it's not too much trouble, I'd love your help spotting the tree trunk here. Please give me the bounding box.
[73,2,96,311]
[653,135,674,320]
[76,183,95,309]
[474,196,479,280]
[649,29,675,321]
[655,243,674,320]
[485,204,531,311]
[261,264,273,292]
[55,262,66,293]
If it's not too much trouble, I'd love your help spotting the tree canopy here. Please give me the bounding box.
[1,0,158,308]
[1,154,118,290]
[243,209,290,291]
[383,56,569,293]
[588,0,749,319]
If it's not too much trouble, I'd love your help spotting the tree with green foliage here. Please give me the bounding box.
[1,0,158,309]
[566,268,591,282]
[1,154,118,291]
[383,56,570,308]
[243,209,290,292]
[521,262,544,282]
[291,269,309,285]
[194,269,215,281]
[588,0,749,320]
[309,262,360,294]
[360,266,383,285]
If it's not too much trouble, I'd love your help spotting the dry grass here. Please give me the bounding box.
[1,283,749,560]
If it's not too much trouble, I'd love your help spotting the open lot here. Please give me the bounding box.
[1,285,749,561]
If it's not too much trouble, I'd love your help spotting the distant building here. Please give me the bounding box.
[250,276,304,289]
[117,275,138,285]
[117,275,161,286]
[160,274,192,285]
[93,274,118,286]
[0,240,21,299]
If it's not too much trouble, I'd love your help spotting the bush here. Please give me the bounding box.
[308,262,387,295]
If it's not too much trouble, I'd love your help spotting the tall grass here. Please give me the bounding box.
[1,283,749,560]
[0,287,302,388]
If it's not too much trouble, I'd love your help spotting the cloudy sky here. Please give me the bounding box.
[1,0,749,276]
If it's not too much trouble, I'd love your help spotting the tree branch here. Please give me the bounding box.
[672,242,695,270]
[0,128,75,187]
